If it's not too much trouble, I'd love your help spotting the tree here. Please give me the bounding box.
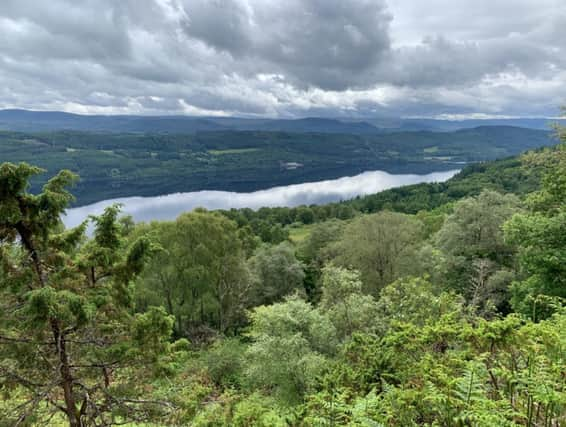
[332,211,423,294]
[374,276,464,334]
[135,210,252,336]
[504,142,566,318]
[298,219,345,301]
[248,242,305,305]
[436,190,521,265]
[435,190,521,311]
[298,219,344,264]
[244,295,337,404]
[0,163,172,426]
[318,265,379,340]
[296,206,315,225]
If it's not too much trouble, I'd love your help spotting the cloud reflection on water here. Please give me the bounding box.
[63,169,459,228]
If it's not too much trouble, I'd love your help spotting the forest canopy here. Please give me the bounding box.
[0,134,565,425]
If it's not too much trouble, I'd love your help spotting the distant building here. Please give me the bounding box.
[280,161,304,170]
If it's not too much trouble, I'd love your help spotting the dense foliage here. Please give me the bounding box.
[0,131,564,426]
[0,164,177,425]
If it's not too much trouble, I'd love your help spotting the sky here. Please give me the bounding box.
[0,0,565,119]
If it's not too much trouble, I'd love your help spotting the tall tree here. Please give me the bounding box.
[136,209,251,336]
[435,190,522,313]
[248,242,305,305]
[0,163,171,426]
[318,265,379,340]
[332,211,423,294]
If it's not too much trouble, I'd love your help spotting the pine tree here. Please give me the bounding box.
[0,163,172,426]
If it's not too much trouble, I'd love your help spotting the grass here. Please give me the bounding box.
[288,224,313,243]
[423,146,439,153]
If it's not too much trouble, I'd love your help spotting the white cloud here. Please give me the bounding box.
[0,0,564,118]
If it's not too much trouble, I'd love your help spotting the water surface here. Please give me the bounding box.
[63,169,459,228]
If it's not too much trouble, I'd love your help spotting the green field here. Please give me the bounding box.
[288,224,313,243]
[423,145,439,153]
[209,148,260,155]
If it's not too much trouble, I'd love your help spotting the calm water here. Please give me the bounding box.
[63,169,459,228]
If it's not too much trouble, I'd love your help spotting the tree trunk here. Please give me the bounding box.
[52,319,82,427]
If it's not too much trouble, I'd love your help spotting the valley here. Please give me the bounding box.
[0,125,554,205]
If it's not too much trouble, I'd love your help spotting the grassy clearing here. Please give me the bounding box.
[423,146,439,153]
[288,224,313,243]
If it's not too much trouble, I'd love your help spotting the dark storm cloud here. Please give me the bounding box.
[0,0,565,117]
[182,0,392,90]
[182,0,252,56]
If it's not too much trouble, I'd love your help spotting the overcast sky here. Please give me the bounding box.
[0,0,565,118]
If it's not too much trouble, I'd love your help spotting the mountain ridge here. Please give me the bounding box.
[1,109,564,134]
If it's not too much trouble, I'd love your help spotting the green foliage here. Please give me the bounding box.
[244,295,337,404]
[2,133,565,425]
[331,211,423,294]
[135,210,252,336]
[231,393,289,427]
[26,287,95,327]
[435,190,522,313]
[0,162,164,426]
[504,143,566,318]
[203,338,246,387]
[298,219,345,263]
[298,219,346,301]
[375,276,464,334]
[304,312,566,426]
[132,306,175,360]
[436,190,521,262]
[248,242,306,305]
[319,265,380,340]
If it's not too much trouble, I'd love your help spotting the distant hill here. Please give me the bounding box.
[367,117,566,132]
[0,110,378,134]
[0,125,555,205]
[220,117,381,134]
[0,109,228,133]
[0,109,563,134]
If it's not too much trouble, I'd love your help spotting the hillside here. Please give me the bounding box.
[0,126,555,205]
[216,152,544,237]
[1,141,564,426]
[1,109,565,134]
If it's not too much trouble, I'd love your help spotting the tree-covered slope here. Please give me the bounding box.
[1,109,565,133]
[0,139,565,426]
[0,126,555,205]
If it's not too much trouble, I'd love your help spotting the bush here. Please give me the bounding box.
[204,338,246,387]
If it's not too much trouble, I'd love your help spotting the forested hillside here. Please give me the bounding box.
[0,136,565,426]
[216,153,544,243]
[1,110,565,134]
[0,126,554,205]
